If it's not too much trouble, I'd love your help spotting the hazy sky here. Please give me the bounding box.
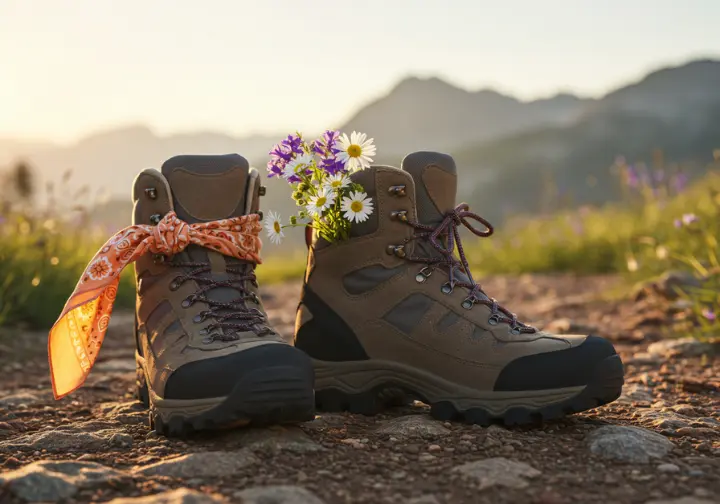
[2,0,719,143]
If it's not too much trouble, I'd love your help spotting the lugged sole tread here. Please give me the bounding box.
[315,354,624,426]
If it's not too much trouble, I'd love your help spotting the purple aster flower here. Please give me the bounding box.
[266,134,305,178]
[682,213,698,225]
[319,157,346,176]
[313,130,340,156]
[654,169,665,183]
[674,218,683,228]
[701,308,716,322]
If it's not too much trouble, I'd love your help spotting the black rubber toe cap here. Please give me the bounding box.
[493,335,618,391]
[164,344,314,400]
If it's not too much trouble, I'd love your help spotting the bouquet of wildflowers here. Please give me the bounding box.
[264,130,376,244]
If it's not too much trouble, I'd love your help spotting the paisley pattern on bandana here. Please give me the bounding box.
[48,211,262,399]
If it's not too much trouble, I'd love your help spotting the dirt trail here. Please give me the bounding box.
[0,275,718,504]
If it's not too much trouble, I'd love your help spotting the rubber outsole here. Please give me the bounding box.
[314,354,624,426]
[136,355,316,437]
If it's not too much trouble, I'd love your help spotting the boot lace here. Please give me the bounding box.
[400,203,536,334]
[166,259,272,342]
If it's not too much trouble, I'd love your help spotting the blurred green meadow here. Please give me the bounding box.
[0,155,718,339]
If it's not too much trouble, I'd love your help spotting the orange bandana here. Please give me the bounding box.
[48,211,262,399]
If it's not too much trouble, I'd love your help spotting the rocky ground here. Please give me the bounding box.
[0,274,718,504]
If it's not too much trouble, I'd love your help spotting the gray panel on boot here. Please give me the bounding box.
[383,293,434,334]
[343,264,406,295]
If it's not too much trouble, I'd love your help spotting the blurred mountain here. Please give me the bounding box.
[339,77,592,154]
[453,59,720,222]
[1,58,719,247]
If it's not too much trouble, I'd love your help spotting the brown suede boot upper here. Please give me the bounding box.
[296,153,616,393]
[133,154,287,401]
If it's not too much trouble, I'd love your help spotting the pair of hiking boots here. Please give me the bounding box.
[133,152,624,436]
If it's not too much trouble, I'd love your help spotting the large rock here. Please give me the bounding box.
[452,457,541,490]
[645,497,716,504]
[134,450,258,478]
[107,488,227,503]
[0,428,132,452]
[0,460,128,502]
[588,426,674,463]
[375,415,450,438]
[234,485,325,504]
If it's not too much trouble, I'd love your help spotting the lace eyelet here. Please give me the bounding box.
[192,313,206,323]
[440,282,454,295]
[388,185,406,197]
[153,254,166,264]
[181,296,194,308]
[391,210,408,222]
[386,245,406,258]
[169,277,183,291]
[488,314,501,326]
[461,298,474,310]
[145,187,158,200]
[202,337,214,344]
[415,266,433,283]
[510,327,521,335]
[150,213,162,225]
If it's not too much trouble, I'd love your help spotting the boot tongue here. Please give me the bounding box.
[401,152,487,300]
[161,154,250,223]
[161,154,257,338]
[400,151,458,225]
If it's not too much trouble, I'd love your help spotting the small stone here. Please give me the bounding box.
[0,460,128,502]
[96,401,149,425]
[229,426,323,453]
[418,454,436,462]
[94,359,136,372]
[587,426,674,463]
[0,429,128,453]
[647,338,715,358]
[234,485,325,504]
[657,463,680,473]
[134,450,258,478]
[406,496,441,504]
[0,392,42,408]
[626,353,662,366]
[391,470,407,480]
[452,457,541,490]
[106,488,226,503]
[375,415,450,438]
[645,497,716,504]
[341,438,365,449]
[428,444,442,452]
[617,384,654,404]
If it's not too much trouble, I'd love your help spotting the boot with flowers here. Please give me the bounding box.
[266,138,624,425]
[48,154,315,436]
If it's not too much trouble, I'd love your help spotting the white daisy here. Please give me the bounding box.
[341,191,374,223]
[306,187,336,217]
[283,154,314,180]
[336,131,376,172]
[264,210,284,244]
[323,173,351,192]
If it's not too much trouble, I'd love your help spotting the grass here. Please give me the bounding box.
[1,155,718,339]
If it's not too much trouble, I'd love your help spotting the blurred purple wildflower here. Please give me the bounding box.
[701,308,716,322]
[653,169,665,183]
[682,213,699,225]
[672,172,689,193]
[626,165,639,188]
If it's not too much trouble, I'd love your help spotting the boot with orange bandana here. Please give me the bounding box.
[49,154,315,436]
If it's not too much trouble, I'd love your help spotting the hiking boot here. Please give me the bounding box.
[133,154,314,435]
[294,152,624,425]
